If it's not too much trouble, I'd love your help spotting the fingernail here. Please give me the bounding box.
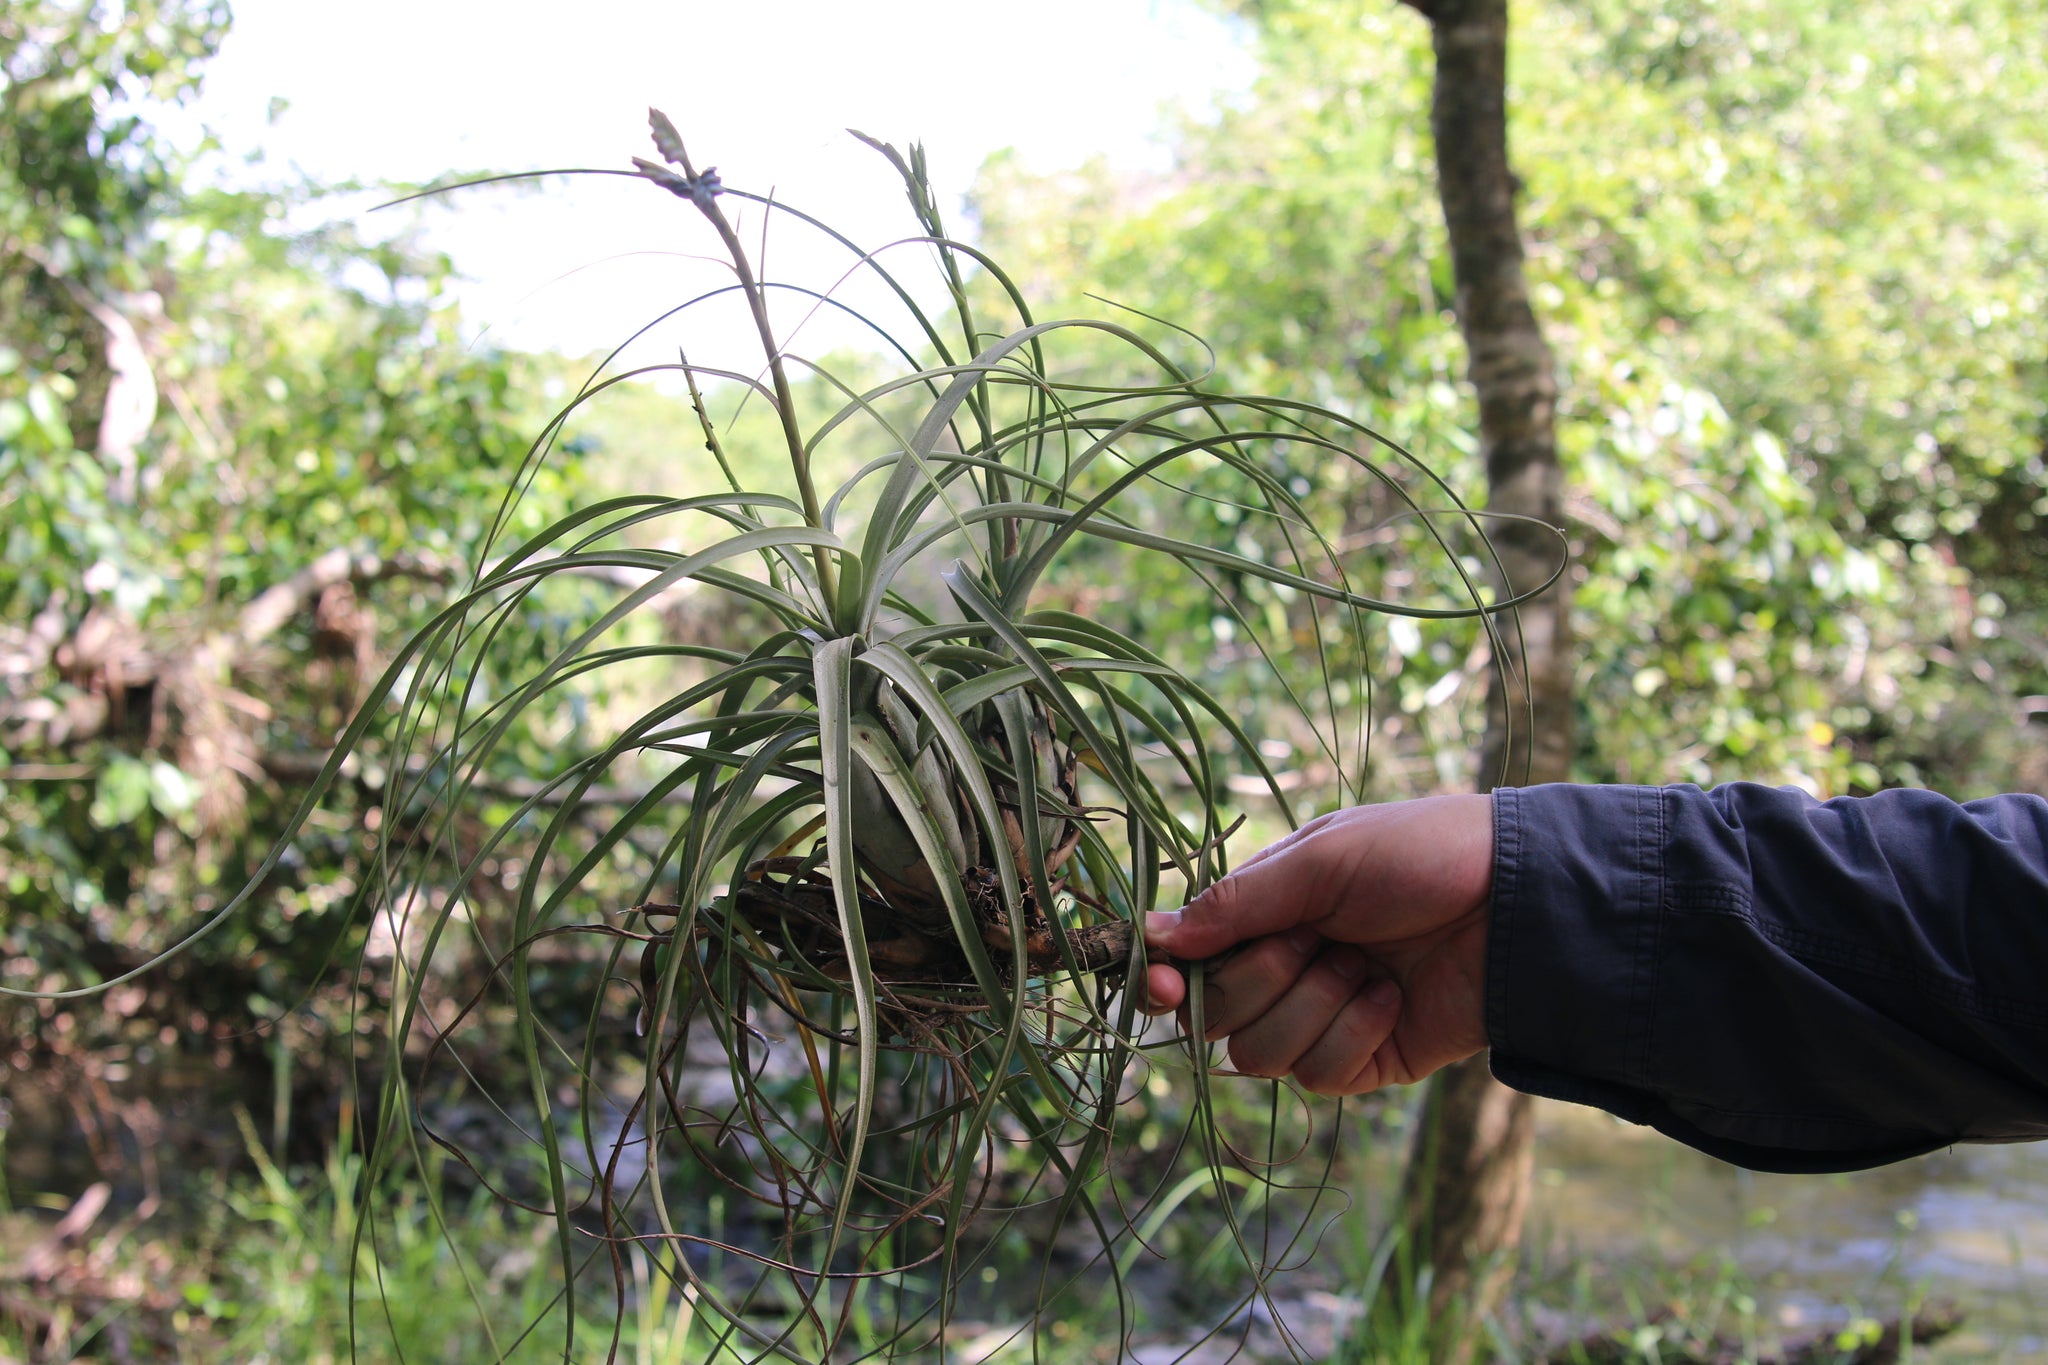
[1144,910,1183,938]
[1286,927,1320,954]
[1329,952,1363,981]
[1365,978,1401,1009]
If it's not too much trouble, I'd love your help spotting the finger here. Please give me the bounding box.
[1223,944,1375,1079]
[1293,977,1403,1096]
[1140,962,1186,1015]
[1145,794,1493,963]
[1145,844,1337,961]
[1223,805,1343,874]
[1161,812,1341,945]
[1189,928,1320,1040]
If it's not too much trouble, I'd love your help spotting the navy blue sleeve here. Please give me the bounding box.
[1485,782,2048,1173]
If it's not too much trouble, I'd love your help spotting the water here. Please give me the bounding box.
[1526,1101,2048,1356]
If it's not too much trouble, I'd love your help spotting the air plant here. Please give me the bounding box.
[337,110,1518,1362]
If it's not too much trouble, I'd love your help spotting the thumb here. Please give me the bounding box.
[1144,838,1329,960]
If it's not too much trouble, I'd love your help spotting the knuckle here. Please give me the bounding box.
[1298,1041,1361,1095]
[1340,1059,1384,1096]
[1192,875,1246,930]
[1227,1035,1281,1079]
[1300,1051,1370,1097]
[1294,1054,1339,1094]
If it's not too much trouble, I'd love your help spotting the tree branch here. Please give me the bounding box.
[234,548,451,647]
[3,546,702,752]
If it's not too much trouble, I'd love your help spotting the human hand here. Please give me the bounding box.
[1142,794,1494,1096]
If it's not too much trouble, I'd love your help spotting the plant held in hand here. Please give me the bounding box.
[339,110,1533,1361]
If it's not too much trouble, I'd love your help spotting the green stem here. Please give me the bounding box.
[652,127,839,612]
[707,207,838,604]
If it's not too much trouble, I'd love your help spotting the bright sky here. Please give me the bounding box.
[183,0,1254,360]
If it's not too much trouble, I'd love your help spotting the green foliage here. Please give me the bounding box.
[0,1,581,1031]
[0,0,225,290]
[972,0,2048,799]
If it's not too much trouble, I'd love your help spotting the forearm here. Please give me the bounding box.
[1486,782,2048,1172]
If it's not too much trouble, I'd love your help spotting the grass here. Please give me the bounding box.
[0,1109,717,1365]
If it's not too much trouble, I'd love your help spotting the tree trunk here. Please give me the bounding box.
[1382,0,1574,1356]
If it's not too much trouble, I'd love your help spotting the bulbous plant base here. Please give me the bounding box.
[633,857,1144,1032]
[630,674,1148,1037]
